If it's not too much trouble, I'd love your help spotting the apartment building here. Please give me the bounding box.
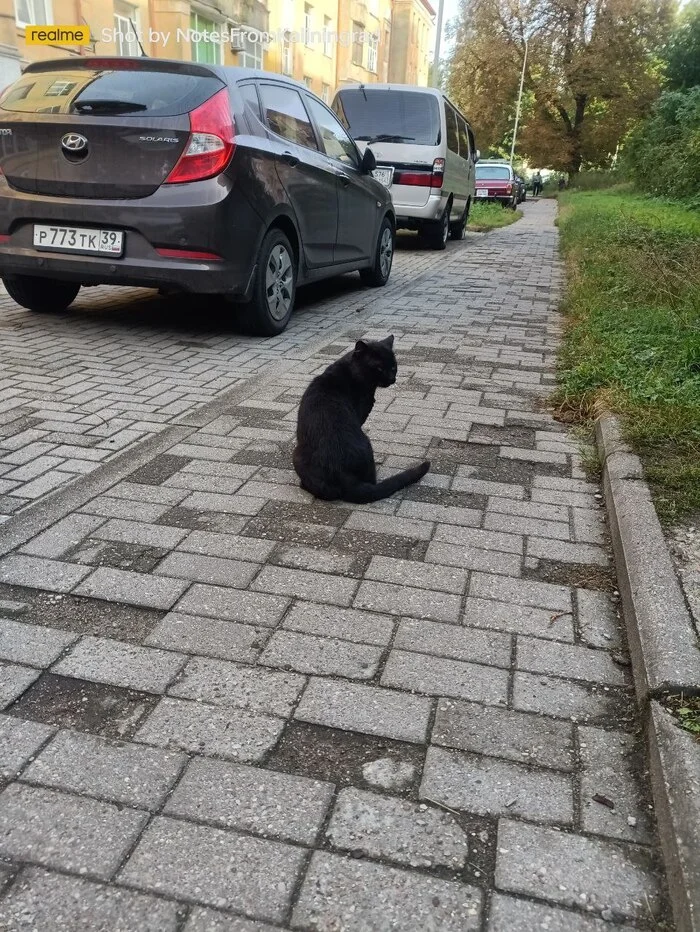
[388,0,434,87]
[0,0,435,98]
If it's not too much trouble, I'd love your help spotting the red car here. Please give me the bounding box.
[474,162,518,209]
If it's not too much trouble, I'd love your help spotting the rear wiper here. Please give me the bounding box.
[353,134,416,143]
[73,99,148,114]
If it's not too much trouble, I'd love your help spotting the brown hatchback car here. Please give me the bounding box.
[0,58,394,335]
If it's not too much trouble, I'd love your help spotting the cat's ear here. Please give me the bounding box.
[354,340,369,355]
[383,335,395,348]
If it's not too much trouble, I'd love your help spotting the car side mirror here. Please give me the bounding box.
[361,147,376,173]
[474,149,480,163]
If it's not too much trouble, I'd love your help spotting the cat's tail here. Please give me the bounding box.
[343,461,431,504]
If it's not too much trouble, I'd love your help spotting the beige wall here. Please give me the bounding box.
[388,0,434,86]
[0,0,434,98]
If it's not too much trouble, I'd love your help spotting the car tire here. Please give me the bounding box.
[360,216,394,287]
[238,228,296,337]
[422,207,449,251]
[3,275,79,313]
[449,202,469,241]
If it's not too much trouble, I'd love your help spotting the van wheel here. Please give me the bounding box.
[3,275,79,312]
[449,204,469,240]
[238,228,296,336]
[360,216,394,287]
[422,208,449,251]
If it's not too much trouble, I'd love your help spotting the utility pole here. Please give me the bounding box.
[432,0,445,87]
[509,37,527,166]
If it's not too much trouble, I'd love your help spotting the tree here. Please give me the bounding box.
[665,0,700,89]
[448,0,674,173]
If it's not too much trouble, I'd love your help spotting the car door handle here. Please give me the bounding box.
[334,169,350,186]
[282,150,299,167]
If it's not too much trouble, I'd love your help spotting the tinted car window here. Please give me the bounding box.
[0,67,223,117]
[259,84,318,151]
[238,82,262,122]
[457,117,470,159]
[476,165,512,179]
[305,95,358,166]
[445,104,459,155]
[467,126,476,157]
[334,89,440,146]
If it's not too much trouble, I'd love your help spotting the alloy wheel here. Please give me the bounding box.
[265,244,294,321]
[379,226,393,278]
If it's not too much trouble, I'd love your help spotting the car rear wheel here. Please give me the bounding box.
[422,207,449,251]
[239,228,296,336]
[360,216,394,287]
[449,202,469,241]
[3,275,80,313]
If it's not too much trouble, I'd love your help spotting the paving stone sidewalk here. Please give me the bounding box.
[0,200,672,930]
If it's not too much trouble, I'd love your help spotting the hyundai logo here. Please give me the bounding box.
[61,133,88,152]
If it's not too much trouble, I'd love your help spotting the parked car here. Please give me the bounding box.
[514,175,526,203]
[0,58,394,335]
[474,162,518,209]
[332,84,477,250]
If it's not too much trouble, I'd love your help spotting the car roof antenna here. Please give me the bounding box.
[129,17,148,57]
[359,83,367,101]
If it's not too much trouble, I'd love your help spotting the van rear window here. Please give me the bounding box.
[0,66,223,117]
[334,89,440,146]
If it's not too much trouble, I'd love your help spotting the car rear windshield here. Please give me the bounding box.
[0,65,224,117]
[334,89,440,146]
[476,165,511,180]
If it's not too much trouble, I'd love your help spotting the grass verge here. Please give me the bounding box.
[555,189,700,524]
[468,201,522,232]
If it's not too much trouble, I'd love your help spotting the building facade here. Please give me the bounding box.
[0,0,435,97]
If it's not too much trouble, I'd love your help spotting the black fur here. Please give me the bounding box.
[292,335,430,503]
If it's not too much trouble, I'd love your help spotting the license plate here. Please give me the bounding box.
[476,189,488,198]
[33,224,124,257]
[372,167,393,187]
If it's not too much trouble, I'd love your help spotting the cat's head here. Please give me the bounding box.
[353,335,397,387]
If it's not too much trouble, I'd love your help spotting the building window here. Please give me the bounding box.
[114,10,141,57]
[236,26,263,69]
[352,22,364,66]
[304,4,312,46]
[190,11,222,64]
[303,75,313,89]
[367,33,378,72]
[321,83,330,103]
[14,0,51,27]
[282,35,293,74]
[323,15,332,56]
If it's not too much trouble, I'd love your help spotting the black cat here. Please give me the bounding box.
[293,335,430,503]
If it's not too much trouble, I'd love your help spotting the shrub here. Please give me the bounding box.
[624,87,700,205]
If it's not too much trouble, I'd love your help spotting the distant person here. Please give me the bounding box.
[532,171,543,196]
[558,177,567,191]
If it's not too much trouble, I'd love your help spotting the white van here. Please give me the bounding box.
[332,84,477,250]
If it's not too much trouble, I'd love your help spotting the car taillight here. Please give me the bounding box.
[505,184,512,193]
[395,159,445,189]
[165,89,235,185]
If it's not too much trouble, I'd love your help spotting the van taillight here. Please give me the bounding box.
[395,159,444,189]
[165,89,235,184]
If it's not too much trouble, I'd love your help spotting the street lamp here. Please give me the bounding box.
[432,0,445,87]
[509,36,527,167]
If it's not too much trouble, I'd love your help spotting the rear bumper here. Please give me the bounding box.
[475,193,513,204]
[0,171,261,296]
[394,192,446,228]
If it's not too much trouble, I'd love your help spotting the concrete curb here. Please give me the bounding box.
[648,701,700,932]
[595,414,700,932]
[595,415,700,700]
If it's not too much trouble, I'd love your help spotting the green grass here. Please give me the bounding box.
[662,694,700,742]
[556,190,700,523]
[468,201,522,232]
